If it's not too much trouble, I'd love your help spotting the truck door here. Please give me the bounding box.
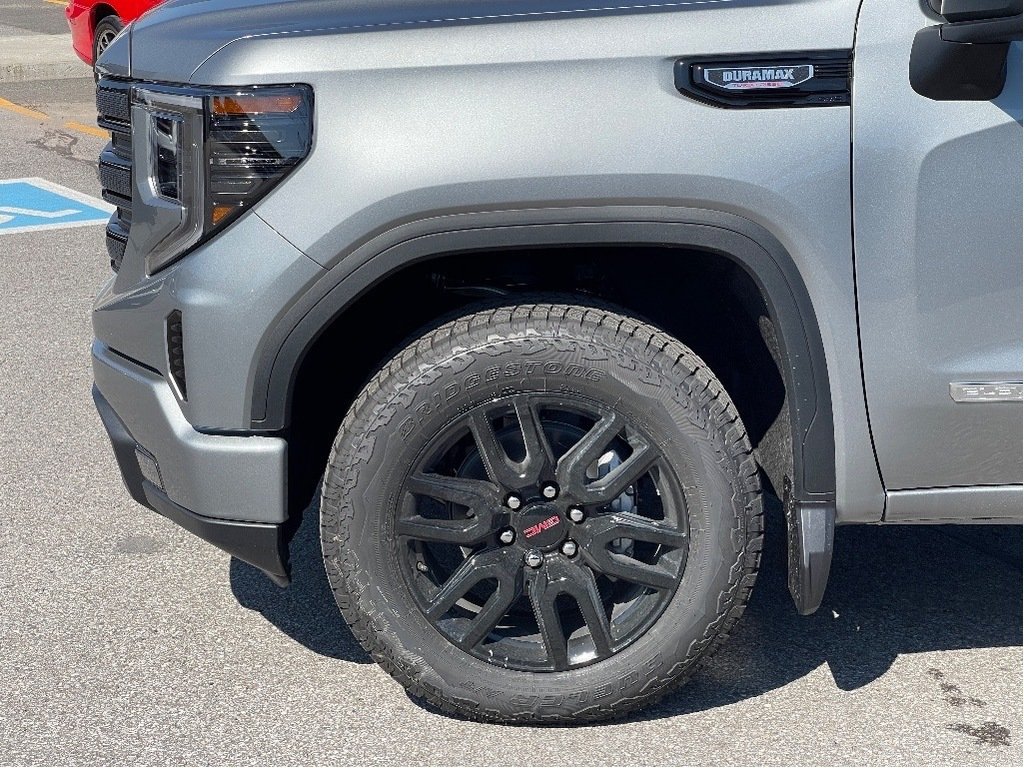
[853,1,1022,517]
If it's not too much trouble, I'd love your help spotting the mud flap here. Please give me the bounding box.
[784,477,836,615]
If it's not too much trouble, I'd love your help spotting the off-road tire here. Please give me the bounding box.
[320,301,763,724]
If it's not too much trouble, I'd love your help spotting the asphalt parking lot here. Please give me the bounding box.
[0,4,1021,766]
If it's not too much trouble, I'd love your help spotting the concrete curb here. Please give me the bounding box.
[0,34,90,83]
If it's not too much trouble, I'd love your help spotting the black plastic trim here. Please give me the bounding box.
[248,205,837,505]
[94,384,149,507]
[142,484,289,587]
[942,13,1022,42]
[165,310,187,400]
[785,476,835,615]
[92,385,290,586]
[675,50,852,109]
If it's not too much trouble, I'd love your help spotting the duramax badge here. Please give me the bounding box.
[677,52,852,108]
[702,64,814,90]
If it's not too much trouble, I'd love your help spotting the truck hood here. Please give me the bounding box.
[115,0,723,83]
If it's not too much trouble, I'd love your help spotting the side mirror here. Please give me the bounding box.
[911,2,1022,100]
[927,1,1020,23]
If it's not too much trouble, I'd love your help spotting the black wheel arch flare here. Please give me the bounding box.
[248,205,836,510]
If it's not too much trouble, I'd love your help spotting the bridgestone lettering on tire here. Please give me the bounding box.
[320,302,764,724]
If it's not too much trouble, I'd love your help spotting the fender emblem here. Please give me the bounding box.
[703,64,814,91]
[950,382,1023,403]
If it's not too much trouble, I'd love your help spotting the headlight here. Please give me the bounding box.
[132,88,205,274]
[130,84,313,274]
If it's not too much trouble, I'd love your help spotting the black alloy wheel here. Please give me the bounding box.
[398,394,689,672]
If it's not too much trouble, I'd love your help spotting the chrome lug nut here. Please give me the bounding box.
[567,506,585,523]
[561,540,578,557]
[505,493,523,511]
[416,561,429,573]
[524,550,544,568]
[498,528,516,545]
[541,482,559,500]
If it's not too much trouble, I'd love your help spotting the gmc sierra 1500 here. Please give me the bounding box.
[89,0,1022,723]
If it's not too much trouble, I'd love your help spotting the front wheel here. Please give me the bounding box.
[321,302,763,724]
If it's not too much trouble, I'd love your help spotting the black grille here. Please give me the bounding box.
[98,156,132,199]
[166,310,187,400]
[96,78,133,271]
[96,86,130,127]
[105,219,129,272]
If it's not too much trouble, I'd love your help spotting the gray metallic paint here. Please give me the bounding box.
[92,342,288,523]
[93,207,324,430]
[94,0,886,524]
[94,0,1022,527]
[853,2,1023,496]
[886,485,1023,523]
[127,0,816,84]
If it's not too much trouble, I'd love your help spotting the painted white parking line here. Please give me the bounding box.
[0,205,80,219]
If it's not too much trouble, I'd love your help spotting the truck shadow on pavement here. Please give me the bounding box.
[228,495,372,663]
[229,495,1023,717]
[644,502,1022,720]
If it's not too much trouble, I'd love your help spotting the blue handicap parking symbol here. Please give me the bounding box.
[0,178,113,235]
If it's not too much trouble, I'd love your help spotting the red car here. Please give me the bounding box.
[66,0,164,66]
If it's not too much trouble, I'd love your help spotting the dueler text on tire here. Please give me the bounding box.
[320,302,763,724]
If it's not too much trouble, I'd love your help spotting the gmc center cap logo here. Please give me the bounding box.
[702,64,814,91]
[517,506,566,548]
[523,514,561,540]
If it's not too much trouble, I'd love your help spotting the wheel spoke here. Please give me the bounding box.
[555,411,624,492]
[456,573,523,649]
[402,473,500,543]
[577,512,687,590]
[406,472,500,510]
[580,442,658,505]
[582,512,688,550]
[528,560,614,665]
[527,571,569,671]
[513,396,555,484]
[567,564,613,657]
[426,548,513,619]
[395,515,493,545]
[591,552,680,590]
[468,411,524,489]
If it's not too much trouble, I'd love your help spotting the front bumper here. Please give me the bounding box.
[92,341,290,584]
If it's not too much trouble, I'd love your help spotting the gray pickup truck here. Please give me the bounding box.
[89,0,1022,723]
